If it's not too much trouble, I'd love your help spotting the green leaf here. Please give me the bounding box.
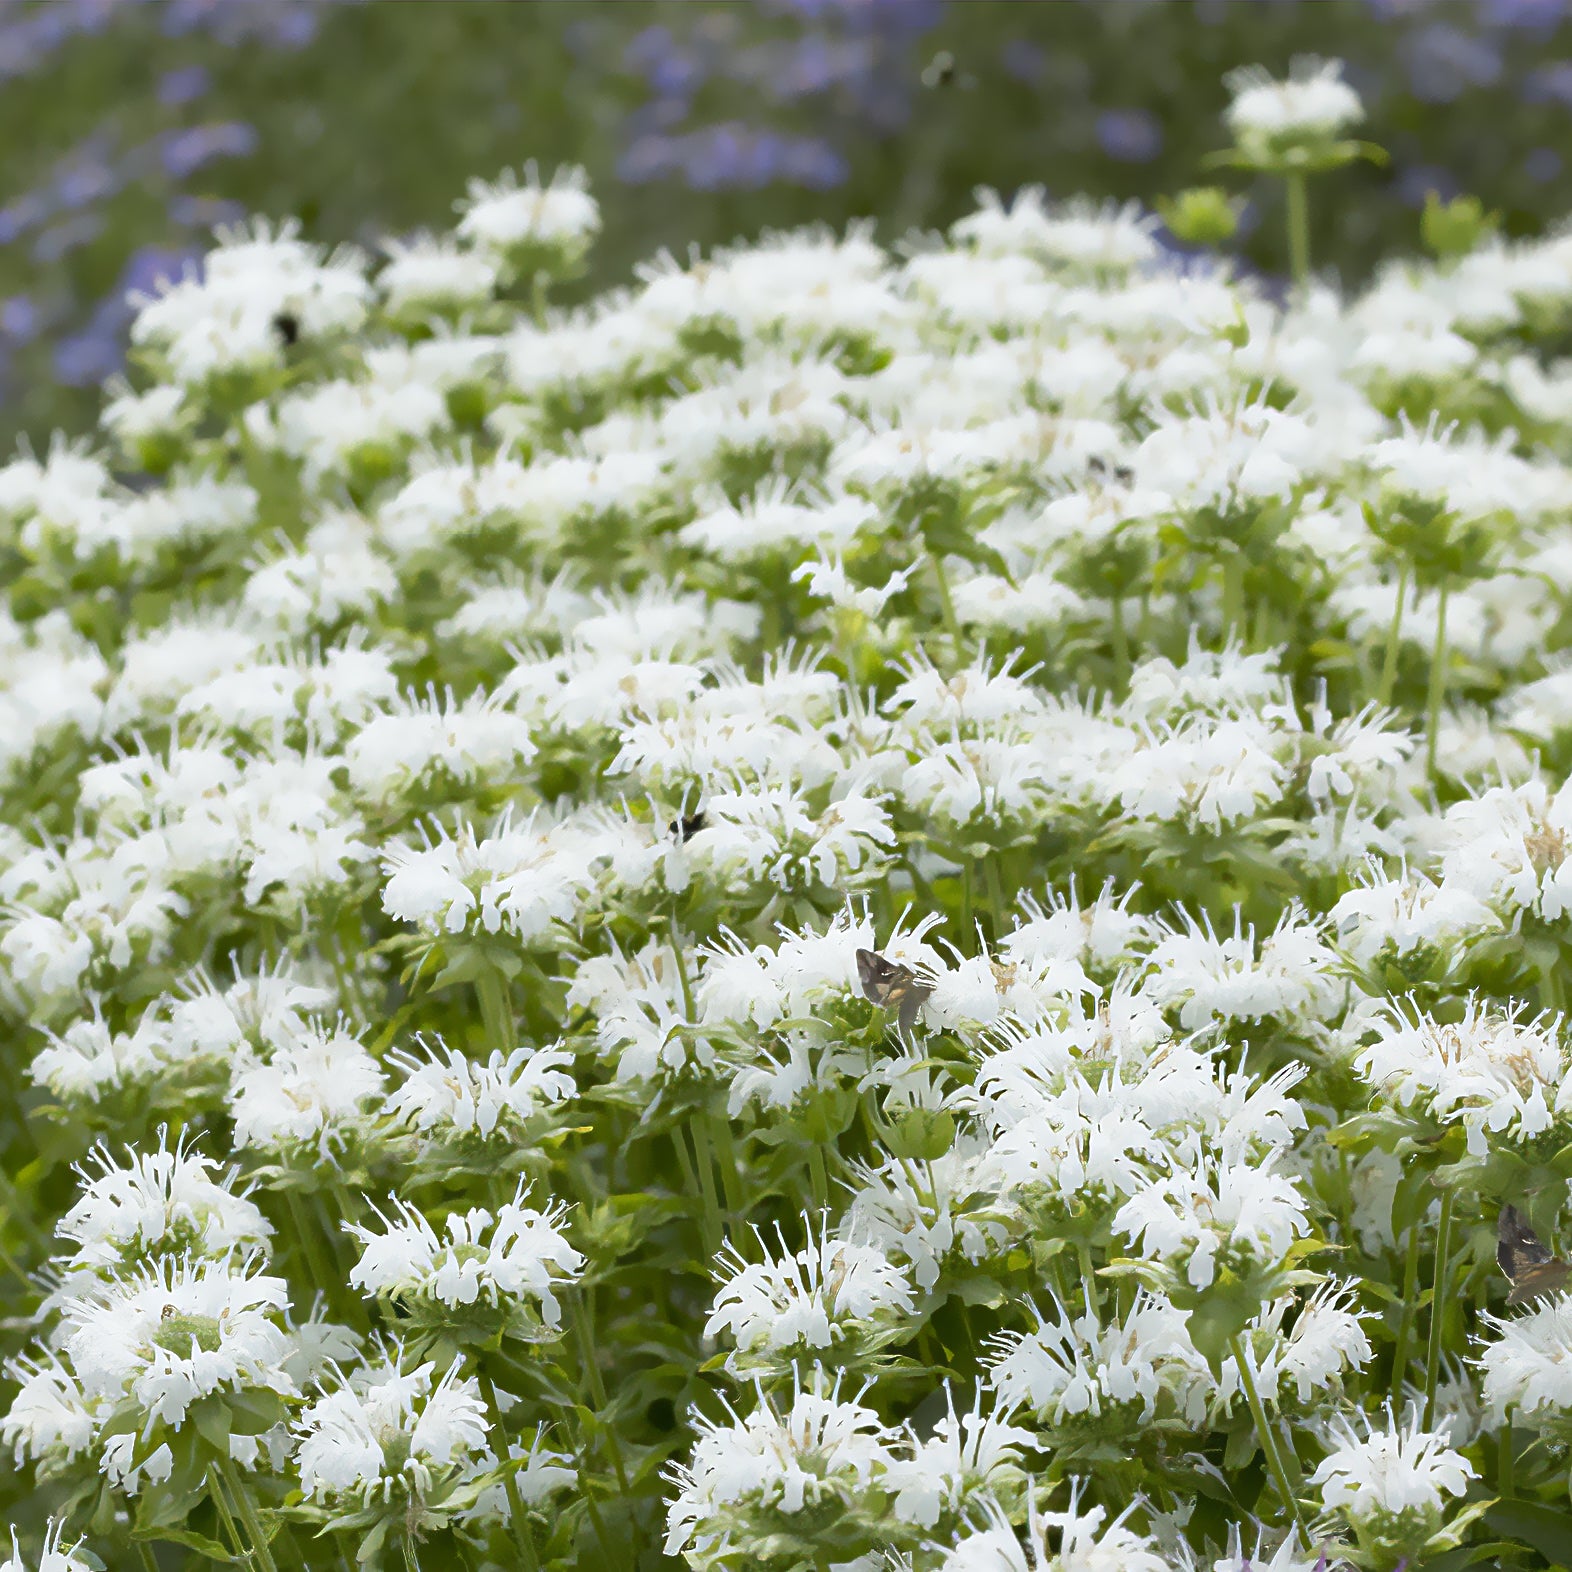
[1486,1500,1572,1565]
[136,1526,236,1562]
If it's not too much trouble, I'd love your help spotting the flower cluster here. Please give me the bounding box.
[0,53,1570,1572]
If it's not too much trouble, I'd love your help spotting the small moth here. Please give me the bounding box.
[1497,1205,1572,1307]
[856,947,933,1037]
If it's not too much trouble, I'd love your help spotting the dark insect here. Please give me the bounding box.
[272,311,301,347]
[1498,1205,1572,1306]
[670,810,707,842]
[1087,455,1135,485]
[856,947,933,1037]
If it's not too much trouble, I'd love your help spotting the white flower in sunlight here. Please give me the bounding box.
[347,1189,583,1332]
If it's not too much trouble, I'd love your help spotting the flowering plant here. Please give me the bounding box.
[5,57,1572,1572]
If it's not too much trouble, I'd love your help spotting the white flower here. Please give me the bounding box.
[1354,999,1572,1155]
[1224,57,1364,155]
[56,1138,271,1277]
[989,1293,1213,1430]
[1479,1295,1572,1424]
[294,1351,489,1506]
[934,1490,1172,1572]
[384,1035,575,1138]
[704,1221,914,1367]
[347,1190,583,1331]
[1310,1407,1474,1530]
[1144,907,1337,1031]
[60,1254,296,1429]
[455,162,599,268]
[0,1522,94,1572]
[379,232,498,316]
[664,1374,898,1560]
[228,1022,386,1155]
[885,1392,1037,1529]
[1114,1154,1309,1291]
[1,1352,99,1469]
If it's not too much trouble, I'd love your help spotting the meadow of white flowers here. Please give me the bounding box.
[3,54,1572,1572]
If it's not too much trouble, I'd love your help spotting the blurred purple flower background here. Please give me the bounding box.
[3,0,1572,445]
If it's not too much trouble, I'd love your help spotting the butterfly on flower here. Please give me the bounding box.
[855,948,933,1038]
[1497,1205,1572,1307]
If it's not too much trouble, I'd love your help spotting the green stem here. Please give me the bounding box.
[708,1107,747,1221]
[476,967,515,1057]
[1378,565,1408,706]
[983,853,1008,944]
[285,1189,336,1305]
[690,1113,725,1252]
[1075,1240,1101,1318]
[575,1293,632,1497]
[400,1531,421,1572]
[1390,1217,1423,1405]
[207,1465,245,1564]
[219,1460,280,1572]
[477,1369,542,1572]
[961,861,974,937]
[1425,579,1451,779]
[1285,170,1310,287]
[1221,551,1246,646]
[807,1140,830,1217]
[1110,594,1130,690]
[930,550,963,656]
[1231,1335,1311,1553]
[1423,1188,1455,1431]
[136,1541,160,1572]
[669,929,696,1020]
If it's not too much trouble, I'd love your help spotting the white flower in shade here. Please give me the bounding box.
[379,233,498,317]
[1436,777,1572,921]
[1224,57,1364,159]
[885,1391,1037,1529]
[294,1350,489,1507]
[704,1221,915,1371]
[934,1489,1172,1572]
[0,1523,94,1572]
[679,784,895,896]
[664,1373,899,1562]
[1114,1154,1310,1292]
[1196,1527,1324,1572]
[1479,1295,1572,1426]
[0,1351,100,1470]
[1262,1281,1374,1405]
[989,1292,1214,1432]
[1144,906,1337,1031]
[227,1022,386,1156]
[1354,998,1572,1155]
[455,162,599,271]
[61,1254,296,1429]
[1310,1408,1475,1546]
[56,1138,271,1278]
[1134,400,1315,515]
[384,1035,575,1139]
[1329,867,1500,970]
[840,1137,1011,1293]
[680,479,878,563]
[347,1189,583,1335]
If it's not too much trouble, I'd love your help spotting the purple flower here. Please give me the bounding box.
[157,63,211,105]
[159,121,259,179]
[1096,108,1163,163]
[1403,21,1503,103]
